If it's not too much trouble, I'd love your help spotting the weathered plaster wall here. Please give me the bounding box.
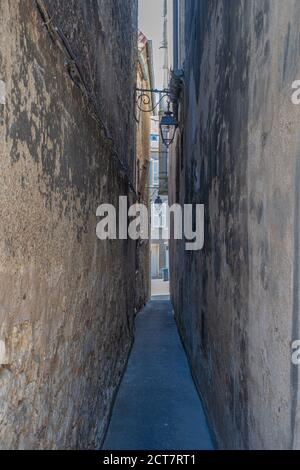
[170,0,300,449]
[0,0,138,449]
[135,113,151,311]
[135,38,152,311]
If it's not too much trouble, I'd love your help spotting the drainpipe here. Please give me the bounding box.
[159,0,169,196]
[173,0,179,72]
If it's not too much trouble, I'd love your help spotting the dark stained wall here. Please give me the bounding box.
[169,0,300,449]
[0,0,139,449]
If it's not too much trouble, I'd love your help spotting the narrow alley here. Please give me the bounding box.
[103,298,213,450]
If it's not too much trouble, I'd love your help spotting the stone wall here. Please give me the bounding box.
[0,0,139,449]
[170,0,300,449]
[135,35,152,311]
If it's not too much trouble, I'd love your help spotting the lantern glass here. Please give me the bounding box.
[160,112,178,147]
[154,195,163,214]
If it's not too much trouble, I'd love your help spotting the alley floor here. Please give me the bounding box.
[151,279,170,297]
[102,298,214,450]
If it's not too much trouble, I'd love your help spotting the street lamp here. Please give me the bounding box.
[159,110,178,148]
[135,87,179,147]
[154,195,163,214]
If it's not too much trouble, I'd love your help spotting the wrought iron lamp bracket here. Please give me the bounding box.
[135,87,171,113]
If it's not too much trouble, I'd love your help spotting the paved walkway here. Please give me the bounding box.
[151,279,170,297]
[103,299,214,450]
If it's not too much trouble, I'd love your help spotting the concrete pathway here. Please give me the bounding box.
[151,279,170,297]
[103,299,214,450]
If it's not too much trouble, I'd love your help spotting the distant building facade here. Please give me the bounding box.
[150,117,169,280]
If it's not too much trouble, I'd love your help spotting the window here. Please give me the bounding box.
[150,134,159,143]
[152,160,159,187]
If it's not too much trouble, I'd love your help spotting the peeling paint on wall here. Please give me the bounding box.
[0,80,5,104]
[0,340,6,364]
